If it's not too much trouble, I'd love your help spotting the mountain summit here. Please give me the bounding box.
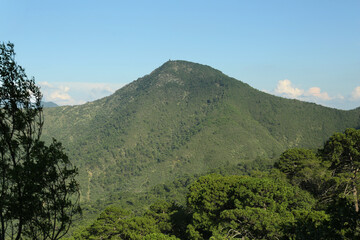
[42,60,360,204]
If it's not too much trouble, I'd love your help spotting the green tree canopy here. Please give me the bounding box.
[186,174,326,240]
[0,42,80,240]
[275,148,319,179]
[275,148,331,198]
[77,205,162,240]
[321,128,360,212]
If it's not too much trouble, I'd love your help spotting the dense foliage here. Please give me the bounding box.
[68,128,360,239]
[186,174,319,239]
[3,46,359,239]
[0,42,81,240]
[41,61,360,224]
[321,128,360,212]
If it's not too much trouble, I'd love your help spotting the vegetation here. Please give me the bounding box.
[2,45,360,238]
[0,43,81,240]
[69,128,360,239]
[41,60,360,224]
[321,128,360,212]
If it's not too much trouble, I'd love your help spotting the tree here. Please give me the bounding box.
[275,148,331,199]
[78,205,161,240]
[321,128,360,212]
[275,148,319,179]
[186,174,325,240]
[143,233,180,240]
[0,42,81,239]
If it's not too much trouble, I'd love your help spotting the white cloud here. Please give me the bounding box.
[305,87,331,101]
[50,86,72,101]
[268,79,360,109]
[274,79,335,102]
[39,81,53,88]
[274,79,304,98]
[39,82,75,105]
[38,81,124,106]
[351,86,360,100]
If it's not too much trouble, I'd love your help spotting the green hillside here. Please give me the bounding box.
[42,101,59,108]
[42,60,360,209]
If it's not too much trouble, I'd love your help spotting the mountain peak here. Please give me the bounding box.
[120,60,229,96]
[151,60,221,76]
[161,59,200,68]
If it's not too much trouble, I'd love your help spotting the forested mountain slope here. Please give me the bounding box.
[42,60,360,205]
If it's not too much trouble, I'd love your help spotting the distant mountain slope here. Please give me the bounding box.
[42,101,58,108]
[42,60,360,205]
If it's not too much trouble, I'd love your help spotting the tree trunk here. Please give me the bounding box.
[354,185,359,212]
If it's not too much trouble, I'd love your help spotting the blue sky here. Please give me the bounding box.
[1,0,359,109]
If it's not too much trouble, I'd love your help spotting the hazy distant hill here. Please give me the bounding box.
[42,101,58,108]
[42,60,360,206]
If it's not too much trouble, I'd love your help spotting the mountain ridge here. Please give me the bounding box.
[42,60,360,207]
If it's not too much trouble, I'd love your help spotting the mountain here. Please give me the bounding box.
[42,101,58,108]
[41,60,360,207]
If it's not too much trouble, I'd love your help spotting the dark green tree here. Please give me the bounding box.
[186,174,326,240]
[275,148,332,199]
[143,233,180,240]
[77,205,162,240]
[0,42,80,240]
[325,197,359,239]
[321,128,360,212]
[275,148,319,179]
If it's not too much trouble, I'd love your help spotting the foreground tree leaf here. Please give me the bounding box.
[321,128,360,212]
[0,42,80,240]
[186,174,327,239]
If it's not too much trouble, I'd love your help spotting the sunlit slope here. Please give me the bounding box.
[42,60,360,203]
